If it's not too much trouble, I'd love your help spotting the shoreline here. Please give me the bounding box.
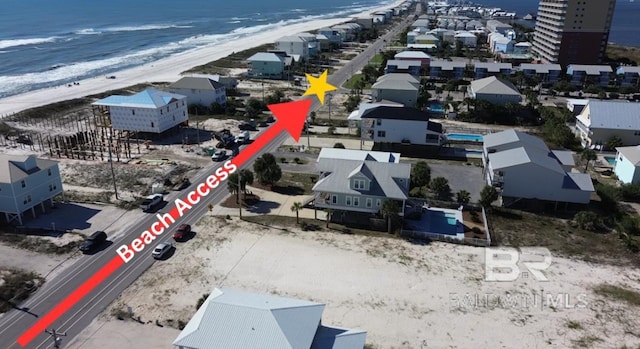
[0,1,406,117]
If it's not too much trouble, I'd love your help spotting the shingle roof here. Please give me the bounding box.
[173,288,325,349]
[577,100,640,130]
[470,76,520,96]
[371,79,418,91]
[376,73,420,84]
[519,63,562,74]
[247,52,285,62]
[313,159,410,199]
[568,64,613,75]
[361,106,429,121]
[92,89,185,109]
[0,154,58,183]
[318,148,400,163]
[169,77,223,91]
[616,146,640,165]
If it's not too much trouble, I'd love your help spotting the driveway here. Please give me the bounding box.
[429,163,485,202]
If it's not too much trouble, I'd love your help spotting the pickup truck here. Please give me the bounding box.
[140,193,163,212]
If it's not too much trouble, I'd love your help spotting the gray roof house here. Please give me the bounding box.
[575,100,640,148]
[247,52,287,79]
[384,59,422,77]
[173,288,366,349]
[483,129,593,206]
[468,76,521,105]
[313,149,411,216]
[371,73,419,107]
[359,106,445,146]
[473,62,513,79]
[168,76,227,108]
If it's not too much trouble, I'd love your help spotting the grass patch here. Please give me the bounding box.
[0,269,44,313]
[571,335,602,348]
[566,320,583,330]
[342,74,372,89]
[593,284,640,307]
[489,208,640,266]
[242,215,391,238]
[184,44,273,73]
[0,229,83,254]
[276,172,317,195]
[370,53,384,65]
[606,44,640,65]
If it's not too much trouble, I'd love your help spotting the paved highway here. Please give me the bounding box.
[0,5,418,348]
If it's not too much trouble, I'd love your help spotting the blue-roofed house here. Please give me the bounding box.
[483,129,592,206]
[92,89,188,133]
[566,64,612,87]
[173,288,366,349]
[313,148,411,217]
[614,146,640,184]
[473,62,513,79]
[519,63,562,84]
[616,66,640,87]
[247,52,287,79]
[575,100,640,148]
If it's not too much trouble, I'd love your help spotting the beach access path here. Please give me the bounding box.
[0,5,419,349]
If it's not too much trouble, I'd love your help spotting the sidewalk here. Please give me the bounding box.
[211,185,327,221]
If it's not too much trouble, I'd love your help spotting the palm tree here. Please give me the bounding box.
[581,149,597,172]
[456,190,471,204]
[325,209,333,228]
[380,200,400,234]
[290,202,303,224]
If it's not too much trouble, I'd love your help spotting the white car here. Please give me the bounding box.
[152,242,172,259]
[211,150,226,161]
[140,193,163,212]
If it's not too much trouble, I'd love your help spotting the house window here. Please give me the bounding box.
[376,119,382,126]
[354,179,365,189]
[377,130,386,137]
[23,195,32,204]
[48,169,52,176]
[635,131,640,136]
[151,122,155,128]
[353,197,359,206]
[346,196,352,206]
[366,198,372,208]
[332,195,337,204]
[132,110,135,115]
[21,180,26,188]
[173,116,175,121]
[161,110,163,115]
[376,199,381,207]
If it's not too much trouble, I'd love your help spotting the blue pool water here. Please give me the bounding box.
[605,156,616,165]
[428,211,459,235]
[447,133,483,142]
[428,103,445,113]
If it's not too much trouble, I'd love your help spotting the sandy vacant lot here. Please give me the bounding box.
[66,217,640,349]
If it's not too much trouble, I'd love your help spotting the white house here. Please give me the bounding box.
[468,76,522,105]
[394,51,431,68]
[371,73,420,107]
[275,35,318,60]
[313,149,410,217]
[173,288,366,349]
[454,31,477,47]
[0,154,63,225]
[359,106,445,146]
[168,76,226,108]
[614,146,640,184]
[483,130,593,206]
[318,147,401,163]
[574,100,640,149]
[92,89,188,133]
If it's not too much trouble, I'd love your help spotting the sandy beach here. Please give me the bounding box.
[0,1,405,117]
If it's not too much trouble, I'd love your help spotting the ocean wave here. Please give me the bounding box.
[290,8,307,13]
[75,28,102,35]
[0,37,58,50]
[230,17,249,21]
[103,24,193,32]
[227,20,241,24]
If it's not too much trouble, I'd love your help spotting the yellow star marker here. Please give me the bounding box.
[303,70,337,105]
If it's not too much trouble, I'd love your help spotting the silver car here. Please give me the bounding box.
[152,242,172,259]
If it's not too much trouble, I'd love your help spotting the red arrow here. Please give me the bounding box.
[16,99,312,347]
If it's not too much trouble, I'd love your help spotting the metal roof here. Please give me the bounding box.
[386,59,421,69]
[483,129,548,152]
[474,62,512,72]
[313,159,411,199]
[169,77,224,91]
[488,147,565,174]
[173,288,325,349]
[429,60,466,70]
[318,148,400,163]
[470,76,520,96]
[519,63,562,74]
[616,146,640,165]
[617,66,640,74]
[361,106,429,121]
[376,73,420,84]
[576,100,640,130]
[567,64,613,75]
[311,326,367,349]
[347,102,403,121]
[550,150,575,167]
[93,88,185,108]
[564,173,595,191]
[371,79,418,91]
[394,51,430,59]
[0,154,58,183]
[247,52,285,62]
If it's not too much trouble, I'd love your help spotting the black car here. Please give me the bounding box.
[238,123,256,131]
[79,231,107,253]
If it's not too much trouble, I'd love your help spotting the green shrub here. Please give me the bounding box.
[409,187,425,198]
[573,211,601,231]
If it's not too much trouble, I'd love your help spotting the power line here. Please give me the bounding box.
[45,328,67,349]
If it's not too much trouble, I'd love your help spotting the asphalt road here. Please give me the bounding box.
[0,6,419,349]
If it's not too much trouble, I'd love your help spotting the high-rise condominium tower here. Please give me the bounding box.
[532,0,616,67]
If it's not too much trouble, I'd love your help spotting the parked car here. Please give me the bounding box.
[173,224,192,241]
[152,242,173,259]
[265,115,275,123]
[211,150,227,161]
[238,123,256,131]
[79,231,107,253]
[235,130,250,144]
[257,120,268,127]
[140,193,163,212]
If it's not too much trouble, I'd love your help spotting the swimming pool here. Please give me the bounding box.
[428,103,445,113]
[446,133,484,142]
[604,156,616,165]
[428,210,460,236]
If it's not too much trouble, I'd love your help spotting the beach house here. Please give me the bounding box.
[384,60,422,77]
[274,34,318,61]
[575,100,640,148]
[0,154,63,225]
[616,66,640,87]
[313,148,410,220]
[92,89,188,133]
[173,288,366,349]
[394,51,430,68]
[473,62,513,79]
[468,76,522,106]
[370,74,420,107]
[519,63,562,84]
[613,146,640,184]
[246,52,287,79]
[486,20,513,35]
[168,76,226,109]
[454,31,477,47]
[567,64,613,87]
[429,60,466,80]
[359,106,445,146]
[483,130,593,207]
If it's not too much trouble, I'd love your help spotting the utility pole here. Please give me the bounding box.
[107,133,119,199]
[45,329,67,349]
[195,109,200,145]
[238,172,242,219]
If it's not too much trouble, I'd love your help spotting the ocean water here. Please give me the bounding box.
[0,0,395,98]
